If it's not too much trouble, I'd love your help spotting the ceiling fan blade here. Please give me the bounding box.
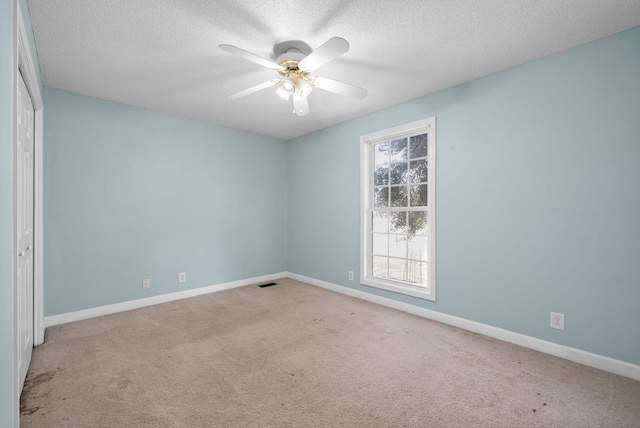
[227,79,280,100]
[298,37,350,72]
[313,76,368,100]
[293,95,309,116]
[219,44,283,71]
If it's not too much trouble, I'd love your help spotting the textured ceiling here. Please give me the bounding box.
[27,0,640,140]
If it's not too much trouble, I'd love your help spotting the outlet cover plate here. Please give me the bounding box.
[550,312,565,331]
[142,278,151,290]
[179,272,186,283]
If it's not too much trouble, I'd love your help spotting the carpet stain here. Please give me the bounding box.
[20,369,61,416]
[20,404,40,416]
[23,369,58,390]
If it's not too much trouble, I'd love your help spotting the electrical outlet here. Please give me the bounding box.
[142,278,151,290]
[348,271,354,281]
[178,272,186,283]
[550,312,565,331]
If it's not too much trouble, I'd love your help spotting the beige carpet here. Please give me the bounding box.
[21,278,640,427]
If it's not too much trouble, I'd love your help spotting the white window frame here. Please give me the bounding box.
[360,117,436,301]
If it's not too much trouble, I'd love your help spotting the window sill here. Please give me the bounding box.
[362,277,435,301]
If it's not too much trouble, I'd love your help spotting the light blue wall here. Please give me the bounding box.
[44,88,288,315]
[0,0,15,424]
[288,27,640,366]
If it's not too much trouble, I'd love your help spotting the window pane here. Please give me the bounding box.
[389,258,406,281]
[389,235,407,258]
[409,159,427,183]
[389,211,408,234]
[408,212,427,235]
[408,236,428,261]
[410,133,428,159]
[410,184,427,207]
[390,185,408,207]
[389,162,407,185]
[373,256,388,278]
[407,261,428,286]
[390,138,407,162]
[372,233,388,256]
[374,165,389,185]
[372,212,388,233]
[374,187,389,208]
[374,142,389,165]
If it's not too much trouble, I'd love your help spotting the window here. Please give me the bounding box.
[360,118,436,300]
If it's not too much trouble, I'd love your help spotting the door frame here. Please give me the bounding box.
[17,4,43,348]
[13,2,44,423]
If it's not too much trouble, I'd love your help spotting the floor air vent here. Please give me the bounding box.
[258,282,277,288]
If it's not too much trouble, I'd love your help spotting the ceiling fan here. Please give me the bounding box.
[219,37,367,116]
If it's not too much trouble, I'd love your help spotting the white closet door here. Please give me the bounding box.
[17,70,35,392]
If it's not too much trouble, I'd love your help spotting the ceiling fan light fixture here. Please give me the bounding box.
[298,80,314,98]
[276,87,290,101]
[276,79,295,100]
[282,79,295,92]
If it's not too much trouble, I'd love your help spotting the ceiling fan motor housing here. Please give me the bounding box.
[276,48,305,66]
[276,50,310,81]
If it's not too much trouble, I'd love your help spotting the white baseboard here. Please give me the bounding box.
[286,272,640,382]
[44,272,286,328]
